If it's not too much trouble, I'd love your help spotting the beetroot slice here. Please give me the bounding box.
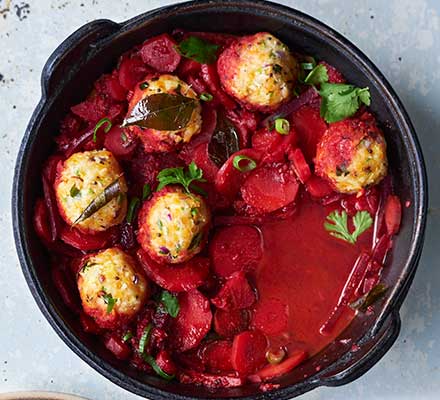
[215,148,262,200]
[231,330,268,375]
[211,272,256,310]
[201,340,234,372]
[140,33,181,73]
[210,225,262,278]
[103,126,137,159]
[240,164,299,213]
[249,350,307,382]
[178,370,245,388]
[251,298,289,336]
[136,249,209,292]
[170,290,212,352]
[214,309,249,338]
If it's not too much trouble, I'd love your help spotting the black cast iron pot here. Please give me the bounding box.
[12,1,427,399]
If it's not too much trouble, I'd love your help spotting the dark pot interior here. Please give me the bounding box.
[12,1,427,399]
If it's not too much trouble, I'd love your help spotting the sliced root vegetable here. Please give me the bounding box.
[177,58,201,77]
[79,312,102,334]
[210,225,262,278]
[384,195,401,236]
[156,350,178,376]
[290,105,327,162]
[201,340,234,373]
[118,56,151,91]
[240,164,299,213]
[370,234,392,264]
[288,148,311,184]
[104,333,132,360]
[140,33,181,73]
[60,225,111,251]
[214,148,262,200]
[136,249,209,292]
[52,267,80,313]
[248,350,307,382]
[178,370,245,388]
[251,297,289,336]
[305,175,334,198]
[170,289,212,352]
[231,330,268,375]
[320,252,370,335]
[252,127,283,155]
[214,309,249,338]
[42,175,61,242]
[200,64,237,110]
[33,198,52,244]
[103,126,137,159]
[211,272,256,310]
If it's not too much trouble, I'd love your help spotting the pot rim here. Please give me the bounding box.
[12,1,428,399]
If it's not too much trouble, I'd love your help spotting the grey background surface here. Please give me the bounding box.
[1,0,438,399]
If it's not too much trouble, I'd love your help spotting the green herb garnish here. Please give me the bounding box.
[304,64,329,86]
[233,155,257,173]
[274,118,290,135]
[139,82,149,90]
[141,353,175,381]
[142,183,152,200]
[177,36,220,64]
[93,117,112,142]
[138,323,153,355]
[350,283,388,312]
[324,210,373,244]
[101,288,117,314]
[319,82,371,123]
[156,161,206,194]
[127,197,140,224]
[70,184,80,197]
[123,93,197,131]
[122,331,133,342]
[200,92,213,102]
[159,291,180,318]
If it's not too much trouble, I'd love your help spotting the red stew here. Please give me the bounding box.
[33,29,402,389]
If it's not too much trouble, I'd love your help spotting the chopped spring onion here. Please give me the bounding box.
[200,92,213,102]
[93,117,112,142]
[127,197,140,224]
[301,62,315,71]
[142,184,152,200]
[101,290,117,314]
[122,331,133,342]
[139,82,149,90]
[138,323,152,355]
[266,348,286,364]
[274,118,290,135]
[233,155,257,172]
[70,184,80,197]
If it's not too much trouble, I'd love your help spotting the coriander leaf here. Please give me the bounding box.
[324,210,354,243]
[319,83,371,123]
[156,161,206,194]
[160,290,180,318]
[177,36,220,64]
[123,93,197,131]
[351,210,373,241]
[324,210,373,244]
[142,184,152,200]
[349,283,388,312]
[101,289,117,314]
[304,64,329,86]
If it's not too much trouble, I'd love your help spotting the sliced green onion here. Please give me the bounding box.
[70,184,80,197]
[139,82,149,90]
[274,118,290,135]
[266,348,286,365]
[101,290,117,314]
[301,62,315,71]
[200,92,213,102]
[142,184,152,200]
[233,155,257,172]
[93,117,112,142]
[127,197,140,224]
[138,324,152,355]
[142,353,175,381]
[122,331,133,342]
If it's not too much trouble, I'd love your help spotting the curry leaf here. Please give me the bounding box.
[123,93,197,131]
[208,112,240,167]
[350,283,388,312]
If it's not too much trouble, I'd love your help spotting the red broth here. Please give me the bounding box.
[32,29,401,390]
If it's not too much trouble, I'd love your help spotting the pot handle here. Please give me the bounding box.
[320,310,401,386]
[41,19,120,97]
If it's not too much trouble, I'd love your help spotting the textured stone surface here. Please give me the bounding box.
[1,0,439,399]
